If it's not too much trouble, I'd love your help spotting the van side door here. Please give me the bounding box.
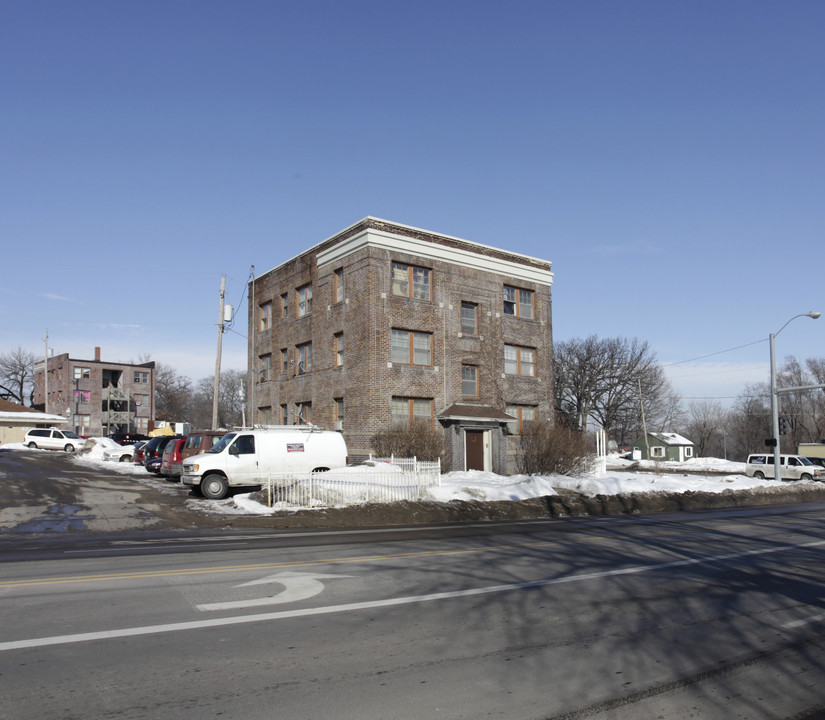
[226,433,260,487]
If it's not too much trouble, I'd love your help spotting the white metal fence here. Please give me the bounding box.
[264,457,442,508]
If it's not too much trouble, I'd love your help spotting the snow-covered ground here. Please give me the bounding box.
[3,437,786,518]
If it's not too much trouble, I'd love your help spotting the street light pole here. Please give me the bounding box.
[770,311,821,480]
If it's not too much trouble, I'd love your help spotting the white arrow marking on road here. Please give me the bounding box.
[196,571,353,612]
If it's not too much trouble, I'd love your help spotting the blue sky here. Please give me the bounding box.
[2,0,823,404]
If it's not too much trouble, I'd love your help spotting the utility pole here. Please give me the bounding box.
[212,275,226,430]
[43,330,49,415]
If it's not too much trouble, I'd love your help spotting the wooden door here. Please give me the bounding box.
[465,430,485,471]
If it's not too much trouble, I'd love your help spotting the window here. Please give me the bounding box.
[281,404,289,425]
[391,397,433,426]
[259,302,272,331]
[134,371,149,383]
[280,348,288,373]
[391,329,432,365]
[234,435,256,454]
[460,302,478,335]
[296,401,312,424]
[296,284,312,317]
[462,365,478,397]
[391,262,431,300]
[504,344,535,377]
[651,446,665,458]
[685,446,694,458]
[258,406,272,425]
[335,397,344,428]
[135,394,148,406]
[505,405,536,435]
[296,342,312,374]
[503,285,534,319]
[334,333,343,367]
[135,417,148,431]
[73,390,90,404]
[334,268,344,303]
[73,367,90,380]
[281,292,289,318]
[259,354,272,382]
[73,414,90,428]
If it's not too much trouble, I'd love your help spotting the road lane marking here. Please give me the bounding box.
[782,613,825,628]
[197,571,354,611]
[0,524,814,589]
[2,538,824,652]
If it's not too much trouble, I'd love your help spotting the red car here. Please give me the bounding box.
[160,437,187,480]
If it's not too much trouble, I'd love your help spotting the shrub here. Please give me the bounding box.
[370,422,445,462]
[516,421,591,476]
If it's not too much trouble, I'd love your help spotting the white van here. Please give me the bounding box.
[745,453,822,482]
[24,427,87,452]
[181,426,348,499]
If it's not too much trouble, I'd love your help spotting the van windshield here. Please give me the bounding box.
[207,433,236,454]
[799,456,814,466]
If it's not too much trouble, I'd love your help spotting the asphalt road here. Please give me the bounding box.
[4,450,825,719]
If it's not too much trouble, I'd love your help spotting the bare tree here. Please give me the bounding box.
[555,335,677,444]
[727,383,771,459]
[154,362,193,423]
[191,370,246,429]
[0,347,36,405]
[685,399,725,457]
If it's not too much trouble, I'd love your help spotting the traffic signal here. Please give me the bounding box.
[779,416,788,435]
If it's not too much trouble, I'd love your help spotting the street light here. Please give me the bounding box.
[770,311,821,479]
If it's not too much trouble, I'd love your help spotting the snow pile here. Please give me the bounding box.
[4,443,813,514]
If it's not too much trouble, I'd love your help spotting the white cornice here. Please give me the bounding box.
[317,227,554,286]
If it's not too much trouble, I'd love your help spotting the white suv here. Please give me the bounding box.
[24,428,86,453]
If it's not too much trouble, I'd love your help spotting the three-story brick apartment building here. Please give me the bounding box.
[248,218,554,474]
[33,347,155,436]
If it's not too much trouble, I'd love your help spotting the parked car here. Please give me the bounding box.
[108,432,150,446]
[745,453,823,481]
[145,456,163,474]
[133,442,148,466]
[139,435,183,472]
[160,438,187,480]
[181,430,227,462]
[182,426,348,500]
[24,428,86,453]
[103,440,146,463]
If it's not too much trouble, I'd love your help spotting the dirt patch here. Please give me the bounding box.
[205,483,825,530]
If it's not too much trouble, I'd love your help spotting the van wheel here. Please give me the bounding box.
[120,455,132,463]
[201,474,228,500]
[64,444,75,453]
[27,442,38,449]
[754,471,765,479]
[801,473,813,482]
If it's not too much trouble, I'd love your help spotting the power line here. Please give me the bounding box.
[664,338,767,368]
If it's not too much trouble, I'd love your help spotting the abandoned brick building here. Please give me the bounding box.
[248,217,554,474]
[32,347,156,436]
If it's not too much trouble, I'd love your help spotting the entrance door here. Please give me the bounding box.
[465,430,485,471]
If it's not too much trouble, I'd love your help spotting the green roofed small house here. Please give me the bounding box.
[631,432,695,462]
